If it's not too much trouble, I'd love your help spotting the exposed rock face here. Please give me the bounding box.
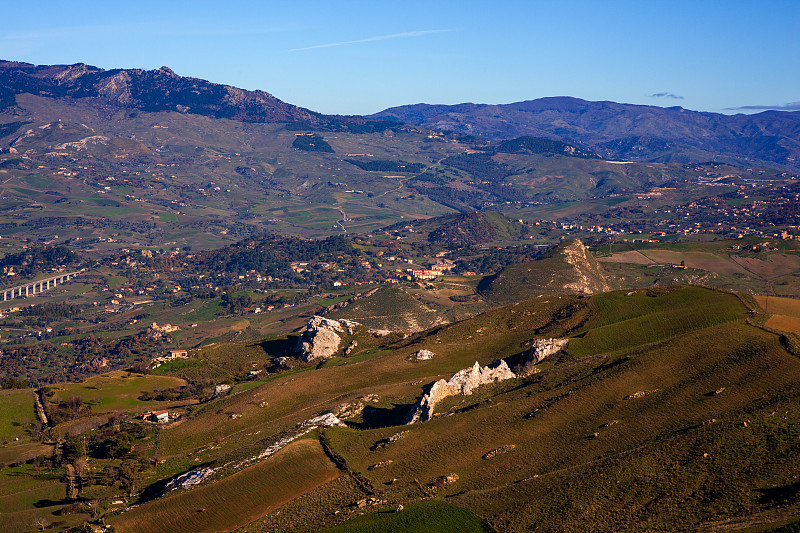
[95,70,133,104]
[295,316,360,362]
[406,360,516,424]
[213,384,231,397]
[374,430,408,449]
[526,338,569,365]
[560,240,612,294]
[483,444,516,460]
[304,412,346,428]
[430,473,459,489]
[414,349,435,361]
[344,341,358,356]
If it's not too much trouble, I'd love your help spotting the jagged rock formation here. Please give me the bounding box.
[303,412,346,428]
[482,444,516,460]
[559,240,612,294]
[294,316,360,362]
[344,341,358,356]
[406,360,516,424]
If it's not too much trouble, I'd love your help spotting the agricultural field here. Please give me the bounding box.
[595,239,800,295]
[0,388,36,443]
[0,464,89,533]
[46,371,187,414]
[754,294,800,335]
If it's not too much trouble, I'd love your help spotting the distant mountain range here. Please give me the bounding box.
[0,60,398,133]
[372,97,800,169]
[2,61,799,171]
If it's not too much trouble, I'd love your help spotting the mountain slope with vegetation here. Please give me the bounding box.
[373,96,800,169]
[479,239,611,303]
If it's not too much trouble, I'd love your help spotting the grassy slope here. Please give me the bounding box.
[0,464,89,533]
[480,240,609,304]
[158,295,574,460]
[11,285,796,531]
[110,439,338,533]
[319,501,486,533]
[48,371,187,413]
[329,285,446,333]
[0,389,36,443]
[569,286,747,356]
[320,288,800,532]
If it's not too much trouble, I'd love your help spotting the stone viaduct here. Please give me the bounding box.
[2,269,86,301]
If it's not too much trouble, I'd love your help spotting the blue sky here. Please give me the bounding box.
[3,0,798,116]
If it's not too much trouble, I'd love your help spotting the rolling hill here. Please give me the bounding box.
[479,239,611,303]
[7,285,791,532]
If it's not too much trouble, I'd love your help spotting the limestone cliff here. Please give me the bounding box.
[526,338,569,365]
[295,316,360,362]
[406,359,516,424]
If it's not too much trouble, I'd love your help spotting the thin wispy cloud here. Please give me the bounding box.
[288,29,451,52]
[725,101,800,111]
[648,92,684,100]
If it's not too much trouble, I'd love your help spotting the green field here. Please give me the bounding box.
[0,464,88,533]
[0,389,36,443]
[48,371,187,413]
[569,286,748,357]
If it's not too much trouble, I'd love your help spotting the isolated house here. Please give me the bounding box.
[142,410,169,423]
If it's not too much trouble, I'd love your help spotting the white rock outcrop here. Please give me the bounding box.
[414,349,435,361]
[213,383,231,397]
[295,316,360,362]
[303,412,346,428]
[406,359,515,424]
[526,338,569,365]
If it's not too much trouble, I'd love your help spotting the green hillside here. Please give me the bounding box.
[3,284,800,532]
[327,285,447,333]
[479,239,610,303]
